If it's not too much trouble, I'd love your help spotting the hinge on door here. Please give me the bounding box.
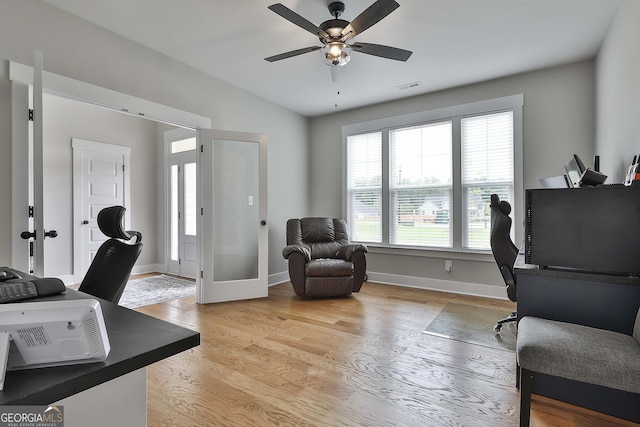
[28,109,34,121]
[28,206,34,218]
[200,270,203,279]
[200,208,203,216]
[122,164,125,172]
[200,145,204,153]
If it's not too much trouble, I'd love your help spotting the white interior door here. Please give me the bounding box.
[198,129,268,303]
[11,51,48,275]
[32,51,45,276]
[72,139,130,283]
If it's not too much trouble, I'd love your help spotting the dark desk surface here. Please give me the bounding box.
[0,276,200,405]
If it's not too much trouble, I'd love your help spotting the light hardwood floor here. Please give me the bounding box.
[135,281,639,427]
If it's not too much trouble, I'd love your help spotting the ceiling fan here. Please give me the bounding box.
[264,0,412,69]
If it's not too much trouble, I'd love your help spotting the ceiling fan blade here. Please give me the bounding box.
[268,3,330,39]
[341,0,400,40]
[351,42,412,61]
[265,46,321,62]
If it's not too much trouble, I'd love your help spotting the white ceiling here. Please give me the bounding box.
[43,0,620,117]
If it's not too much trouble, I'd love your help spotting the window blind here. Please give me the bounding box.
[347,132,382,243]
[462,111,514,249]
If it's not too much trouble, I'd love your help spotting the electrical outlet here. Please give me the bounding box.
[445,260,453,272]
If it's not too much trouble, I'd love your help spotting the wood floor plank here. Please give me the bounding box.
[137,281,639,426]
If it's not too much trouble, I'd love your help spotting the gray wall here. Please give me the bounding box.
[0,0,309,279]
[309,61,596,296]
[42,94,158,278]
[596,0,640,180]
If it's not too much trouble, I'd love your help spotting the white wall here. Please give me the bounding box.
[596,0,640,181]
[0,0,310,279]
[309,61,596,297]
[43,93,158,278]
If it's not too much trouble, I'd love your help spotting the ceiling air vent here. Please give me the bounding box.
[396,81,422,90]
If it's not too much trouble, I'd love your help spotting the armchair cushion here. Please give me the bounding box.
[306,259,353,277]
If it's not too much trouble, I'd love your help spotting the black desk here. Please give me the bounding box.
[0,269,200,425]
[515,258,640,422]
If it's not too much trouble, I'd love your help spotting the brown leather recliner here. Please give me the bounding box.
[283,218,368,297]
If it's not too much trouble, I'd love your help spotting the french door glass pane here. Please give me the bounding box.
[170,164,179,261]
[184,162,197,236]
[213,139,259,281]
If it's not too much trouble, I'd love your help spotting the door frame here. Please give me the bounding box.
[163,127,197,277]
[72,139,131,283]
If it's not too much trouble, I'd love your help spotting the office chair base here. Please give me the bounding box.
[494,311,517,333]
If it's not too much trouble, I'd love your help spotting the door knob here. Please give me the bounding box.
[20,230,58,239]
[82,220,89,225]
[20,231,35,240]
[261,220,267,226]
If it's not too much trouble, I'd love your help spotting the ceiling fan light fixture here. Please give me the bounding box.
[322,42,352,67]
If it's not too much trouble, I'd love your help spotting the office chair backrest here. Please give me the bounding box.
[490,194,519,302]
[78,206,143,304]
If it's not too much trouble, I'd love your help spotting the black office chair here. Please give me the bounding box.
[78,206,143,304]
[489,194,519,333]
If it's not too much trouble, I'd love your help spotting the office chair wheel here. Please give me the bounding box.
[493,324,502,333]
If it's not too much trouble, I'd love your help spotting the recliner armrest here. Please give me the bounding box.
[336,243,368,261]
[282,245,311,261]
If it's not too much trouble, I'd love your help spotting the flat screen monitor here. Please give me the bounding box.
[0,299,111,390]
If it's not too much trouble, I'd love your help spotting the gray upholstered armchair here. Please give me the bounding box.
[283,218,368,297]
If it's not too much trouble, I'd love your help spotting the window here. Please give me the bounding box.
[171,137,196,154]
[390,121,452,247]
[344,95,523,252]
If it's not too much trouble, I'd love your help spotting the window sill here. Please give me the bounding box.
[363,244,494,262]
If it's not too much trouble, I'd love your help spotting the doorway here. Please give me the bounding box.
[165,129,197,278]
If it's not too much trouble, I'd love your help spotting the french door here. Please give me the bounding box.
[197,129,268,303]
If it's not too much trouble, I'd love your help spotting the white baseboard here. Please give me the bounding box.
[131,264,164,276]
[269,270,507,300]
[268,271,290,286]
[366,272,508,300]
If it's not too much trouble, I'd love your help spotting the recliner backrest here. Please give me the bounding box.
[286,218,350,259]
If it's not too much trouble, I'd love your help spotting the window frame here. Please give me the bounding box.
[342,94,524,254]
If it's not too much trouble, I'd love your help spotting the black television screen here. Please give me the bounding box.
[525,186,640,275]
